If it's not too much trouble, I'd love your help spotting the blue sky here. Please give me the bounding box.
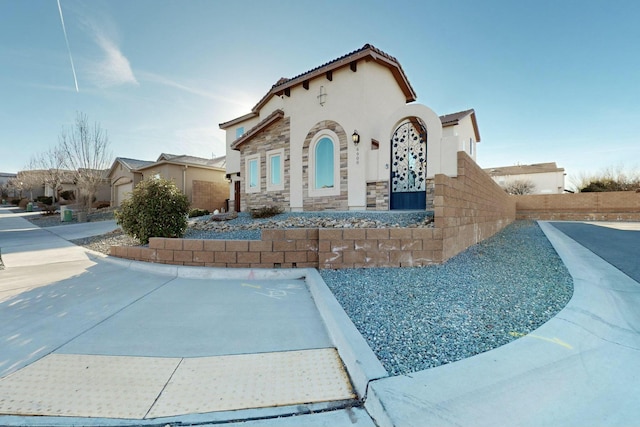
[2,0,639,187]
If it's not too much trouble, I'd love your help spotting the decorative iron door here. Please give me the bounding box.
[390,119,427,210]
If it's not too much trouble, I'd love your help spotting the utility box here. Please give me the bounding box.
[61,206,72,222]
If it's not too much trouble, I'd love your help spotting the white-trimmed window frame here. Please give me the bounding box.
[309,130,340,197]
[266,148,285,192]
[245,154,261,193]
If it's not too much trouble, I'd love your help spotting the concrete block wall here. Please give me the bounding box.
[111,228,319,269]
[191,180,229,213]
[435,151,516,261]
[318,227,443,269]
[515,191,640,221]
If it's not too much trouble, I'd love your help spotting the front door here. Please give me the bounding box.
[390,118,427,210]
[234,180,241,212]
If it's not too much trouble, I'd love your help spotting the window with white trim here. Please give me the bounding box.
[245,154,260,193]
[309,131,340,197]
[266,148,284,191]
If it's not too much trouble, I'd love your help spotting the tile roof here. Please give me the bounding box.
[484,162,565,176]
[220,44,417,128]
[117,157,155,170]
[439,109,481,142]
[440,109,475,126]
[136,154,226,171]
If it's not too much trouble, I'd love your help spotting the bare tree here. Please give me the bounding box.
[503,179,536,195]
[15,169,43,201]
[5,178,22,199]
[32,147,66,204]
[569,164,640,192]
[58,112,112,210]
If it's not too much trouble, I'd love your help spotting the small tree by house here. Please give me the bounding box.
[115,176,189,245]
[503,179,536,195]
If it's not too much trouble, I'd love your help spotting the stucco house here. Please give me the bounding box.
[220,44,480,212]
[109,154,228,212]
[109,157,155,207]
[484,162,566,194]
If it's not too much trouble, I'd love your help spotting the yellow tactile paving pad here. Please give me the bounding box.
[0,348,355,419]
[0,354,180,419]
[148,348,356,418]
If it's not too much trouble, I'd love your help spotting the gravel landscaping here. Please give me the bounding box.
[23,209,574,376]
[320,220,573,375]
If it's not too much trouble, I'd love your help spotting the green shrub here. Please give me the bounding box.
[115,177,189,245]
[188,208,210,218]
[59,190,75,201]
[10,198,20,205]
[250,205,284,219]
[36,196,53,205]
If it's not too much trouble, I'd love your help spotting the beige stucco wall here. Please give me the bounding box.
[138,164,226,206]
[224,60,453,211]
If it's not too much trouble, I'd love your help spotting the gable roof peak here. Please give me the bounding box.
[247,44,416,115]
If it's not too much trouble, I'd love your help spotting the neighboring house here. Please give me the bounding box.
[109,157,155,207]
[110,154,228,212]
[219,43,481,212]
[0,172,17,198]
[484,162,566,194]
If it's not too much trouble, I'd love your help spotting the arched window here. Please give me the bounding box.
[308,130,340,197]
[315,137,334,189]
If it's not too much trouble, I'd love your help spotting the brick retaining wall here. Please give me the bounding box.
[515,191,640,221]
[436,152,516,260]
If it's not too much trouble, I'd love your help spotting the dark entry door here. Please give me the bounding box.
[390,119,427,210]
[234,180,241,212]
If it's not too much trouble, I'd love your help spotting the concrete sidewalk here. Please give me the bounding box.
[0,207,380,426]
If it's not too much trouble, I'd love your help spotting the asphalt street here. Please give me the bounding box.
[550,221,640,282]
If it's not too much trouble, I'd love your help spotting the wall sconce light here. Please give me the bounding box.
[352,130,360,146]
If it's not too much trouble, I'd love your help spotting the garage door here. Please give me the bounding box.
[116,183,133,206]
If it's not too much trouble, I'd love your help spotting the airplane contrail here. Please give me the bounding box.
[56,0,79,92]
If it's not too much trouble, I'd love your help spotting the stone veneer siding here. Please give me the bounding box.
[515,191,640,221]
[111,152,517,269]
[302,120,348,210]
[239,117,291,212]
[366,181,389,210]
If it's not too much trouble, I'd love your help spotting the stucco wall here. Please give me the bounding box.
[224,60,431,211]
[515,191,640,220]
[494,171,565,195]
[435,151,516,261]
